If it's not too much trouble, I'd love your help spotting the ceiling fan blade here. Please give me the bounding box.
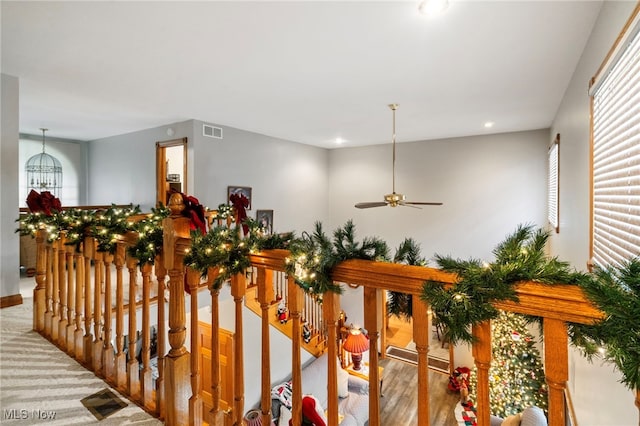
[404,201,444,206]
[398,202,421,209]
[355,201,388,209]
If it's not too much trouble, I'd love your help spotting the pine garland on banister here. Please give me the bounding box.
[571,257,640,391]
[420,224,590,345]
[184,217,294,290]
[284,220,389,299]
[387,238,427,319]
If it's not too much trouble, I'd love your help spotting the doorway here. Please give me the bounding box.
[156,138,187,206]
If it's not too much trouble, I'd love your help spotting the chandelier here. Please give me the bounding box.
[25,128,63,197]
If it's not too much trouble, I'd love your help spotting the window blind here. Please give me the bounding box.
[548,135,559,233]
[591,21,640,268]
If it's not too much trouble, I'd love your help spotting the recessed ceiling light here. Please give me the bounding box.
[335,137,344,145]
[418,0,449,17]
[484,121,495,129]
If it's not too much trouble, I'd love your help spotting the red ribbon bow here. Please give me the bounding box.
[229,193,250,236]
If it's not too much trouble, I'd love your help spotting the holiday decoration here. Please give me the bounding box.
[387,238,427,319]
[285,221,388,298]
[277,300,288,324]
[470,311,548,418]
[229,192,250,236]
[572,257,640,391]
[26,189,61,216]
[302,320,311,344]
[421,224,590,345]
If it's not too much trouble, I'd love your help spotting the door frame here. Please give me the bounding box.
[156,137,187,206]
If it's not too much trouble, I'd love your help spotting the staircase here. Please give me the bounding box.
[244,267,328,358]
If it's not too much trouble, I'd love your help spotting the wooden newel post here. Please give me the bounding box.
[472,321,492,426]
[543,318,568,426]
[288,276,304,426]
[323,291,340,426]
[163,193,193,426]
[34,230,47,331]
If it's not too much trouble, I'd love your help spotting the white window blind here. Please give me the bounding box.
[590,17,640,268]
[548,135,559,233]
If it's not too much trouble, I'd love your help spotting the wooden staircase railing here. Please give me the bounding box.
[29,196,640,426]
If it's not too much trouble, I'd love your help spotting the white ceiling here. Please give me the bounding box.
[2,1,604,148]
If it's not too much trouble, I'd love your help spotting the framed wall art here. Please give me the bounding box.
[256,209,273,234]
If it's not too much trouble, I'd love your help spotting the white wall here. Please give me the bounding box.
[550,1,638,424]
[0,73,21,299]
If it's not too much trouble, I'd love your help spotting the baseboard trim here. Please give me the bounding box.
[0,293,24,308]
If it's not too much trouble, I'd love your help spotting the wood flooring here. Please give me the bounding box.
[378,357,460,426]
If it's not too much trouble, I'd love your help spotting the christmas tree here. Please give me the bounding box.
[471,311,548,417]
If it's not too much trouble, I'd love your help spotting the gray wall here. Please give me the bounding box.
[1,73,20,298]
[550,1,638,423]
[87,120,194,211]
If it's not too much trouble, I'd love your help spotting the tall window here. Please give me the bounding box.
[548,134,559,233]
[590,6,640,268]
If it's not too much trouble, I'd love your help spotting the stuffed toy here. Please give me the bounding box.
[302,320,311,344]
[277,301,288,324]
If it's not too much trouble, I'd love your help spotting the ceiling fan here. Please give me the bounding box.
[355,104,443,209]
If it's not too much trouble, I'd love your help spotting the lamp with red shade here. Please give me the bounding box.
[342,325,370,371]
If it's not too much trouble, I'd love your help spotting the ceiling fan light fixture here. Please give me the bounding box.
[418,0,449,17]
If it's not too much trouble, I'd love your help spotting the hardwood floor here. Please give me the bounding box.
[378,357,460,426]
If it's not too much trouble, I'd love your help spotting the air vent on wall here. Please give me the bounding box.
[203,124,223,139]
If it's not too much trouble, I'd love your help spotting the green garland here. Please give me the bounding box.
[127,205,170,265]
[572,257,640,391]
[184,218,293,290]
[284,220,389,299]
[387,238,427,319]
[420,224,589,345]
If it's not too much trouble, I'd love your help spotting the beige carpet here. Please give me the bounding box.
[0,293,162,425]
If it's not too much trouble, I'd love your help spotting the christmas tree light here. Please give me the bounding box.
[471,311,548,418]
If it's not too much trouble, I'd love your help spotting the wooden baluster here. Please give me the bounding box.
[257,268,274,425]
[44,241,54,338]
[93,251,104,376]
[364,287,381,426]
[34,230,47,332]
[412,297,430,426]
[51,239,60,342]
[472,321,492,426]
[380,292,387,360]
[141,262,155,411]
[126,255,141,399]
[543,318,568,426]
[156,256,167,420]
[83,237,94,367]
[635,389,640,419]
[103,252,115,382]
[208,267,225,426]
[65,243,75,354]
[288,276,304,426]
[114,243,127,390]
[230,273,246,425]
[323,291,340,426]
[74,251,84,361]
[162,194,192,426]
[58,235,68,348]
[187,268,203,425]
